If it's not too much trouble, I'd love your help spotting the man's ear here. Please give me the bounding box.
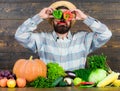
[51,20,54,26]
[47,18,54,26]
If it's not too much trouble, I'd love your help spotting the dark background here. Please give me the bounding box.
[0,0,120,71]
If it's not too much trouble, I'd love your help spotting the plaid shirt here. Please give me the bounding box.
[15,14,112,71]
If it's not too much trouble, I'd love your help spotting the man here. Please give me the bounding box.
[15,1,112,71]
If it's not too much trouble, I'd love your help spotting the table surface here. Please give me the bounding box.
[0,87,120,91]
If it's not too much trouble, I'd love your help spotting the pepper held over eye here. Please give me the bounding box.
[52,10,63,19]
[63,10,74,21]
[53,10,74,21]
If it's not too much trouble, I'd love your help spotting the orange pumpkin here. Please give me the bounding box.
[13,56,47,82]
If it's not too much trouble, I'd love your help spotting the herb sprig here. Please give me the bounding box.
[87,53,109,71]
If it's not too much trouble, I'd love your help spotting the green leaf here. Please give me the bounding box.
[87,53,108,71]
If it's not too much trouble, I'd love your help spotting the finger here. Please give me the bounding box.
[49,8,54,13]
[71,18,76,21]
[48,7,55,13]
[71,16,77,20]
[48,15,54,18]
[50,8,55,11]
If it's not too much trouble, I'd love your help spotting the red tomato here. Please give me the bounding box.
[0,78,8,87]
[16,78,26,88]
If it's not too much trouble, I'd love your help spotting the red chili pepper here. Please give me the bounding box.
[76,82,94,86]
[80,82,94,85]
[63,10,73,21]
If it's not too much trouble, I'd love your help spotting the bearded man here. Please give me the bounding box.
[15,1,112,71]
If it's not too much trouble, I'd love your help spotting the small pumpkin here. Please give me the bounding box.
[13,56,47,82]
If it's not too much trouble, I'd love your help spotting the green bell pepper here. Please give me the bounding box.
[53,10,63,19]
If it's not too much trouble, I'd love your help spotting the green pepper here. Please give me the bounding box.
[53,10,63,19]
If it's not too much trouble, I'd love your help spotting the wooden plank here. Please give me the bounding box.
[0,0,120,3]
[0,52,12,69]
[0,52,38,69]
[0,47,120,71]
[0,19,120,35]
[0,35,30,52]
[0,87,119,91]
[0,35,119,52]
[76,2,120,19]
[0,47,120,70]
[0,3,120,19]
[0,20,53,36]
[100,19,120,32]
[0,3,49,19]
[0,0,50,3]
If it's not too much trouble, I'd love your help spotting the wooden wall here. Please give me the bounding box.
[0,0,120,71]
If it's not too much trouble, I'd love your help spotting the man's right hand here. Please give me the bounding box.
[39,8,54,19]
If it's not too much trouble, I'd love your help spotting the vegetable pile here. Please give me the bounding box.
[27,62,66,88]
[26,53,120,88]
[1,53,120,88]
[73,53,120,88]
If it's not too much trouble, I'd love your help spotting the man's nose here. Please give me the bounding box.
[60,18,65,22]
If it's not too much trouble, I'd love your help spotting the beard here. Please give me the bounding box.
[53,22,71,34]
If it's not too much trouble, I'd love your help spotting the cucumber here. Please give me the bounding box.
[51,76,63,87]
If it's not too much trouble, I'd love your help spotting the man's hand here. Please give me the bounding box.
[39,8,54,19]
[71,9,88,21]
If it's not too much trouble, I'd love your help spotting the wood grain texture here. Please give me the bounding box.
[0,3,119,19]
[0,0,120,71]
[1,87,120,91]
[0,0,120,3]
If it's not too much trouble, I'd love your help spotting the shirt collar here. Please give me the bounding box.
[52,31,72,41]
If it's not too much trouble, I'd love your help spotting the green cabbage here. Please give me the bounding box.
[88,69,107,83]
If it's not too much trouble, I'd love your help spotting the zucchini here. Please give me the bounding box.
[58,80,68,87]
[51,76,63,87]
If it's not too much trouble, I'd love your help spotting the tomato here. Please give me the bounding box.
[16,78,26,88]
[0,78,8,87]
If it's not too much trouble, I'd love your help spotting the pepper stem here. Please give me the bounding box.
[29,56,33,60]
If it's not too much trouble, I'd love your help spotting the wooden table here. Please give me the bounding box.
[0,87,120,91]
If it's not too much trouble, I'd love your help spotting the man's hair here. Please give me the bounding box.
[56,6,69,10]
